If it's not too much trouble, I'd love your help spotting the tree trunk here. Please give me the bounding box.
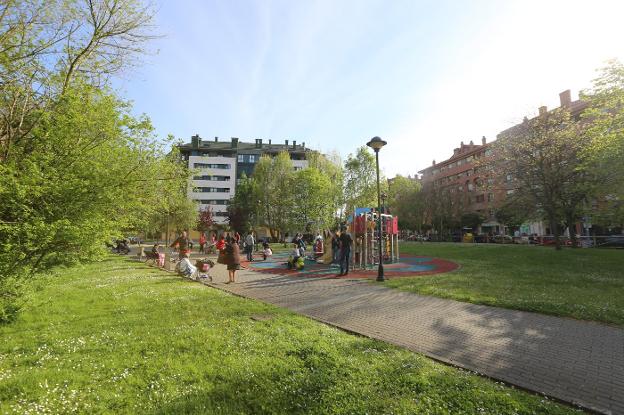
[568,223,578,248]
[550,218,561,251]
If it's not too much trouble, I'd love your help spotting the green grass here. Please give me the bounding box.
[0,257,579,414]
[389,242,624,326]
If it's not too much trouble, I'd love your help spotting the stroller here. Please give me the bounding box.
[194,259,215,282]
[109,239,130,254]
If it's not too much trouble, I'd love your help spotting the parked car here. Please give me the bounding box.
[473,234,488,243]
[597,236,624,248]
[492,234,513,244]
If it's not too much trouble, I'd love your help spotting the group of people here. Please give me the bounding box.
[167,227,354,281]
[169,230,273,284]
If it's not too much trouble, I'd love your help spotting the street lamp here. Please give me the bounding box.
[366,136,387,282]
[381,192,387,214]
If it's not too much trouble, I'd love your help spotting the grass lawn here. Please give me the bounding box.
[0,257,579,414]
[390,242,624,326]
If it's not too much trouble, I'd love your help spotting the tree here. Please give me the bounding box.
[306,151,343,225]
[253,152,294,240]
[290,167,334,232]
[581,60,624,227]
[421,181,458,240]
[227,173,257,234]
[0,0,162,322]
[196,207,214,233]
[388,175,424,231]
[460,212,484,231]
[343,146,386,216]
[492,108,591,250]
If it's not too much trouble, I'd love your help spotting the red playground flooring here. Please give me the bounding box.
[244,252,459,279]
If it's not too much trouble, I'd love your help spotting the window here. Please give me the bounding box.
[485,149,493,156]
[488,193,494,202]
[238,154,244,162]
[506,174,513,182]
[194,163,230,169]
[194,187,230,193]
[468,182,474,192]
[458,185,463,192]
[506,189,515,195]
[476,194,485,203]
[249,155,256,163]
[487,178,494,185]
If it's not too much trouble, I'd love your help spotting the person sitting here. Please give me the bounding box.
[313,236,324,259]
[262,241,272,260]
[287,243,301,269]
[176,252,197,277]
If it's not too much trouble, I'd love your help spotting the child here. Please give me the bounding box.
[262,241,272,260]
[287,243,300,269]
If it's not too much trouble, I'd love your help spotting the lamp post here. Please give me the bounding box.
[366,136,387,282]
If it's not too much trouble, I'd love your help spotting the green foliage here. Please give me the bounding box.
[460,212,484,230]
[227,173,257,233]
[493,108,591,249]
[388,175,423,231]
[253,152,295,240]
[343,146,386,216]
[0,0,177,320]
[581,60,624,226]
[0,257,576,414]
[392,243,624,326]
[290,167,334,232]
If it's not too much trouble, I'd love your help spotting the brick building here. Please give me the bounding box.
[418,89,589,236]
[418,136,503,234]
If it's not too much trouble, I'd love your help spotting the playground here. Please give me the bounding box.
[247,209,458,279]
[246,252,459,279]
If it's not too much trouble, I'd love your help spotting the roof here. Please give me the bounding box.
[418,142,491,174]
[178,139,312,154]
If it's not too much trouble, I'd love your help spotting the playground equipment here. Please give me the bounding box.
[350,209,400,270]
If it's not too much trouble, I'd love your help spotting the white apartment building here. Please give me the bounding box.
[179,136,312,225]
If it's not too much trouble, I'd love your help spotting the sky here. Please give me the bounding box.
[117,0,624,177]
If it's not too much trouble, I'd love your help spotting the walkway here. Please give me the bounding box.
[206,264,624,415]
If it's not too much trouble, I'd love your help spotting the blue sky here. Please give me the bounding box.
[117,0,624,177]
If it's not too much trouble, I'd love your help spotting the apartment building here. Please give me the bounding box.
[178,136,311,224]
[418,136,503,233]
[418,89,588,235]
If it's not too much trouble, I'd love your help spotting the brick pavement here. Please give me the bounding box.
[204,263,624,414]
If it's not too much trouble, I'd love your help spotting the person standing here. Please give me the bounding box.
[244,231,255,262]
[338,229,353,276]
[170,231,191,260]
[225,235,241,283]
[331,231,340,264]
[198,232,207,254]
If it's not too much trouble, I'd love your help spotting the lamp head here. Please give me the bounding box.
[366,136,387,152]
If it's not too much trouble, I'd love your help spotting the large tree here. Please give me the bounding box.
[343,146,386,216]
[580,60,624,228]
[289,167,334,232]
[492,108,592,249]
[388,175,424,231]
[0,0,179,323]
[253,152,294,240]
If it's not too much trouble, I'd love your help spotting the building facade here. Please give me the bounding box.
[178,136,311,225]
[418,89,588,236]
[418,136,503,234]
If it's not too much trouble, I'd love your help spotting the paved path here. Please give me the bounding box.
[203,263,624,415]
